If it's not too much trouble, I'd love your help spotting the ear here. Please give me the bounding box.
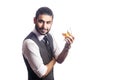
[34,17,36,24]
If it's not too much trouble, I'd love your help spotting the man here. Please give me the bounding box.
[22,7,74,80]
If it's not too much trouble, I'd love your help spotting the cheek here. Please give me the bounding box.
[47,25,52,29]
[37,23,43,27]
[48,24,52,28]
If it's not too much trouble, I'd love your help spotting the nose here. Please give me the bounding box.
[43,22,47,28]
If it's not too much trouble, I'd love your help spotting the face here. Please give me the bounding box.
[34,14,53,35]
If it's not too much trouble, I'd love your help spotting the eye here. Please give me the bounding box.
[46,21,51,24]
[38,20,44,23]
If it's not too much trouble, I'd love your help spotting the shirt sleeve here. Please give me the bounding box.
[22,39,47,78]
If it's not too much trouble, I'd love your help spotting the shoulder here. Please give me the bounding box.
[23,39,37,46]
[23,39,39,50]
[25,32,37,40]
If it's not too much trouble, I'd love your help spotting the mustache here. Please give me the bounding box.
[35,26,47,30]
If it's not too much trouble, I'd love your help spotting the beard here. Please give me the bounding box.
[35,25,50,35]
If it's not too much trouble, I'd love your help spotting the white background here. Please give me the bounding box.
[0,0,120,80]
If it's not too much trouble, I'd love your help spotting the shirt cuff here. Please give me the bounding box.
[37,64,47,77]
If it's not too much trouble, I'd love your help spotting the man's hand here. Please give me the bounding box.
[62,31,74,49]
[42,58,56,77]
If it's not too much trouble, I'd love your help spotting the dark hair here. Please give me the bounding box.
[35,7,54,19]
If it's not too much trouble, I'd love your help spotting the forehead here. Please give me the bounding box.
[37,14,53,21]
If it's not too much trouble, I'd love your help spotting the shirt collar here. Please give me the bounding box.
[32,28,45,41]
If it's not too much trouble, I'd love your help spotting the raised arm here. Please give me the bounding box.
[56,34,74,63]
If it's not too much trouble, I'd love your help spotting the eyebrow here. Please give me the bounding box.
[38,19,52,23]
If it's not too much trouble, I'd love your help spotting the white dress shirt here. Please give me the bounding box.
[22,28,60,78]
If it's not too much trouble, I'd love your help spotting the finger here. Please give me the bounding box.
[65,36,74,43]
[65,37,73,44]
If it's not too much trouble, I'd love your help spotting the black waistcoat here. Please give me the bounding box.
[23,32,54,80]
